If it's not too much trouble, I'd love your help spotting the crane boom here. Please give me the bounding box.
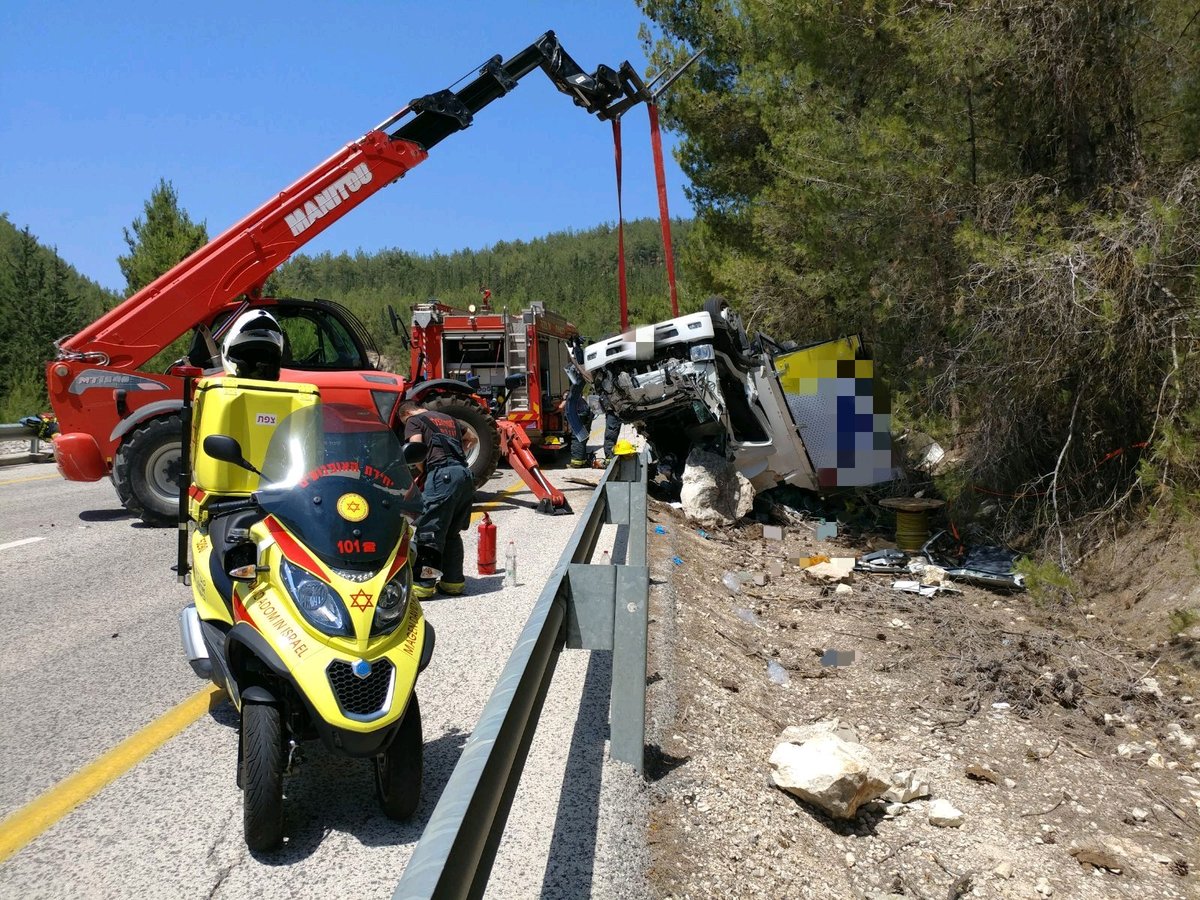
[57,31,647,370]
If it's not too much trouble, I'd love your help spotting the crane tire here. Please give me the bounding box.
[113,414,184,527]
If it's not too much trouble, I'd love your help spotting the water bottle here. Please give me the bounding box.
[505,541,517,587]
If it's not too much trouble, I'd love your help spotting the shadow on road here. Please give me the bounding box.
[250,724,470,864]
[538,651,612,900]
[77,508,135,522]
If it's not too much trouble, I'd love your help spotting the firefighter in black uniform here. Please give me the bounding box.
[395,399,478,598]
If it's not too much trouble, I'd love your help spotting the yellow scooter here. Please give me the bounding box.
[178,378,431,851]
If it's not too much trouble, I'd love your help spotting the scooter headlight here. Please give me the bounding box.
[280,558,352,637]
[372,566,411,635]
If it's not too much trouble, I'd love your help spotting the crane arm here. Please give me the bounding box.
[58,31,649,370]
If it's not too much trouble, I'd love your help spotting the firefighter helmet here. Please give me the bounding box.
[221,310,285,380]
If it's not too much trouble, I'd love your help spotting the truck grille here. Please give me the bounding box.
[327,659,394,718]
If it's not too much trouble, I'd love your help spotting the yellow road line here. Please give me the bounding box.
[0,685,223,864]
[470,479,530,524]
[0,473,61,486]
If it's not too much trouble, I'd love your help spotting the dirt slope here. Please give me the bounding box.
[644,503,1199,900]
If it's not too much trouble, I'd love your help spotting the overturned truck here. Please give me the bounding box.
[584,298,894,493]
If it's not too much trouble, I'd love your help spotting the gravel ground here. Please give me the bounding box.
[643,503,1199,900]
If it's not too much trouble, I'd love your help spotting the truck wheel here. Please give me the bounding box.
[425,396,500,486]
[113,414,183,527]
[241,701,285,851]
[374,694,422,820]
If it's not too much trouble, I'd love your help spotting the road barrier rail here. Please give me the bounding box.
[0,422,54,467]
[394,451,649,900]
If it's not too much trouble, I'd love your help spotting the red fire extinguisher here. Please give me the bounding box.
[477,512,497,575]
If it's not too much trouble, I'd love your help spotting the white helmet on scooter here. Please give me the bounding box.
[221,310,285,380]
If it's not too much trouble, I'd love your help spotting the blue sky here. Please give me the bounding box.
[0,1,691,293]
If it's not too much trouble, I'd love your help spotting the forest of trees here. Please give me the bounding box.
[0,215,118,421]
[641,0,1200,560]
[0,213,686,415]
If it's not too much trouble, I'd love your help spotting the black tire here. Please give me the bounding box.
[424,396,500,486]
[241,701,285,851]
[374,694,422,820]
[112,414,183,526]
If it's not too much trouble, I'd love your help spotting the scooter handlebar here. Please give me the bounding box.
[204,497,260,519]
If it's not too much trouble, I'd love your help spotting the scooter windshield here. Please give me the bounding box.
[253,403,422,571]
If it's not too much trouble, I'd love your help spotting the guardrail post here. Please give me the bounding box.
[561,451,648,773]
[0,422,54,467]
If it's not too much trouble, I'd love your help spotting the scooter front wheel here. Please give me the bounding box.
[241,702,285,851]
[374,693,422,820]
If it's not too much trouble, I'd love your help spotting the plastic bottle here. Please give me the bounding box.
[599,550,611,565]
[505,541,517,587]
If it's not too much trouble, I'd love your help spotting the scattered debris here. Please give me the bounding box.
[815,520,838,541]
[1069,846,1124,874]
[820,649,856,667]
[766,659,790,686]
[722,571,752,594]
[964,764,1002,785]
[927,798,965,828]
[763,524,783,541]
[804,558,856,583]
[883,769,931,803]
[767,559,783,578]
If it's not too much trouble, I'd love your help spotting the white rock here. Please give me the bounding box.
[993,861,1013,879]
[679,448,755,527]
[883,769,932,803]
[928,798,965,827]
[1137,677,1163,699]
[1147,753,1166,769]
[834,582,854,595]
[1035,878,1054,897]
[1129,806,1149,822]
[769,733,890,819]
[1167,723,1197,750]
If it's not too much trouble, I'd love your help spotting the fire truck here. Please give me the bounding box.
[408,293,579,454]
[46,32,652,524]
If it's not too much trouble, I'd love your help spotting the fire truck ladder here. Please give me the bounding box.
[505,314,530,411]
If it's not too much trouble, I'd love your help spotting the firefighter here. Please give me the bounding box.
[395,399,478,598]
[562,335,595,468]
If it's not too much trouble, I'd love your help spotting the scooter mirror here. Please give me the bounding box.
[401,441,428,465]
[203,434,257,472]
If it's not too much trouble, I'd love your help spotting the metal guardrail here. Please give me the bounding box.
[394,450,649,900]
[0,423,54,467]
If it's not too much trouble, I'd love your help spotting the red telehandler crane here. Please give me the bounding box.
[46,32,651,523]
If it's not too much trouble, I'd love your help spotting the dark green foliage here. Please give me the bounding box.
[117,179,208,295]
[269,218,693,368]
[640,0,1200,559]
[0,215,118,420]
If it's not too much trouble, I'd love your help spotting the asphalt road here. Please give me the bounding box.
[0,453,647,899]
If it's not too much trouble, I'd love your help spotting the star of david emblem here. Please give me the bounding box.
[349,589,374,611]
[346,500,361,514]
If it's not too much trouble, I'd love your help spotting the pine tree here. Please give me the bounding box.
[117,179,208,294]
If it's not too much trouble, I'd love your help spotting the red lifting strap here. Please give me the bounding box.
[648,104,680,317]
[612,118,629,331]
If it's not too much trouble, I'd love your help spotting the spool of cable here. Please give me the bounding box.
[879,497,946,552]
